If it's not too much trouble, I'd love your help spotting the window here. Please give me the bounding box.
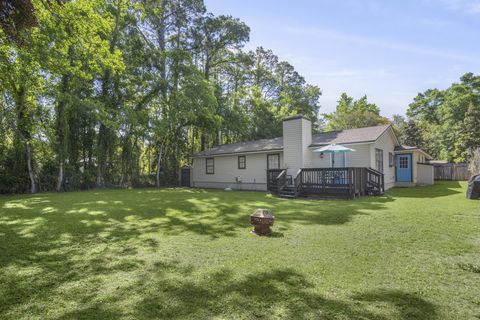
[399,156,408,168]
[267,154,280,169]
[206,158,214,174]
[389,152,394,167]
[375,148,384,172]
[238,156,246,169]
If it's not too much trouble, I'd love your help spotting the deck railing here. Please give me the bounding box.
[266,169,283,194]
[267,167,384,198]
[366,168,384,195]
[293,169,302,196]
[300,167,353,197]
[276,170,287,194]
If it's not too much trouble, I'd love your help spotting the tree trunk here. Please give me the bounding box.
[156,143,163,188]
[96,123,107,188]
[190,126,195,161]
[200,132,206,151]
[26,142,36,194]
[97,1,122,187]
[56,159,64,192]
[55,72,70,192]
[14,84,36,193]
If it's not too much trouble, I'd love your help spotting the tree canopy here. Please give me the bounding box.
[0,0,321,193]
[406,73,480,162]
[323,93,389,131]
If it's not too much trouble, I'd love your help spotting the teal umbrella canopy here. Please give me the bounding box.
[312,144,355,153]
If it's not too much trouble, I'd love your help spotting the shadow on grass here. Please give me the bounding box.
[0,186,395,243]
[133,265,438,319]
[0,185,453,318]
[352,290,438,320]
[389,181,463,198]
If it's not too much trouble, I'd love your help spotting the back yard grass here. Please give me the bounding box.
[0,181,479,319]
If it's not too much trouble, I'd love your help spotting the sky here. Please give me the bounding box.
[204,0,480,117]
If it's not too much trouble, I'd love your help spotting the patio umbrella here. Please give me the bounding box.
[312,144,355,167]
[312,144,356,153]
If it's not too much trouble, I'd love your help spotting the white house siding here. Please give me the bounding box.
[192,152,284,191]
[307,143,371,168]
[373,128,397,190]
[417,163,434,185]
[282,117,311,175]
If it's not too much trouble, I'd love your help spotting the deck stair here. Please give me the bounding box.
[267,167,385,199]
[278,186,297,198]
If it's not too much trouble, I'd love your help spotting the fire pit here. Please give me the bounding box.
[250,208,274,235]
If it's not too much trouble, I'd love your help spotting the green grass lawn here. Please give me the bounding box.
[0,182,479,319]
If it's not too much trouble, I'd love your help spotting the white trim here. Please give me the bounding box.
[395,149,432,159]
[387,125,401,146]
[309,141,374,149]
[376,125,400,148]
[192,149,283,158]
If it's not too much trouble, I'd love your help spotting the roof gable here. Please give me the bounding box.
[310,125,391,146]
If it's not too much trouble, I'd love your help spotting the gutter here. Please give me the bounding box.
[191,148,284,158]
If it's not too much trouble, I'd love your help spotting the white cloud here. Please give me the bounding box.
[312,69,361,78]
[431,0,480,14]
[284,26,478,63]
[310,68,393,79]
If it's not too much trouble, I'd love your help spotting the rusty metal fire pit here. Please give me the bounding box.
[250,208,274,235]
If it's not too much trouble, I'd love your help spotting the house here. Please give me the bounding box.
[190,115,433,198]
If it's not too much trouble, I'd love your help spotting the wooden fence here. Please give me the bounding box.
[433,163,469,181]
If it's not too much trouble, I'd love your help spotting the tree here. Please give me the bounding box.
[406,73,480,162]
[391,114,407,143]
[0,16,43,193]
[457,104,480,161]
[192,14,250,149]
[38,0,123,191]
[0,0,322,194]
[403,120,423,148]
[0,0,37,44]
[324,93,389,130]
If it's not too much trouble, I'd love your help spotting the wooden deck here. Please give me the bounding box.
[267,167,384,199]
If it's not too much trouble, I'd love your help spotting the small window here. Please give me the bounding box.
[206,158,214,174]
[238,156,246,169]
[267,154,280,169]
[375,148,384,173]
[389,152,394,167]
[399,156,408,168]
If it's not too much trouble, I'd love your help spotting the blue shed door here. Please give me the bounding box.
[396,154,412,182]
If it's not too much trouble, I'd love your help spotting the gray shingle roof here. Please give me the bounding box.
[395,145,432,158]
[310,125,391,146]
[192,137,283,157]
[192,125,391,157]
[394,145,418,151]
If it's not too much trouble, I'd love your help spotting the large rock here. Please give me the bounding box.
[466,174,480,200]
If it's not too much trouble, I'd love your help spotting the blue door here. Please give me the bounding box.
[396,154,412,182]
